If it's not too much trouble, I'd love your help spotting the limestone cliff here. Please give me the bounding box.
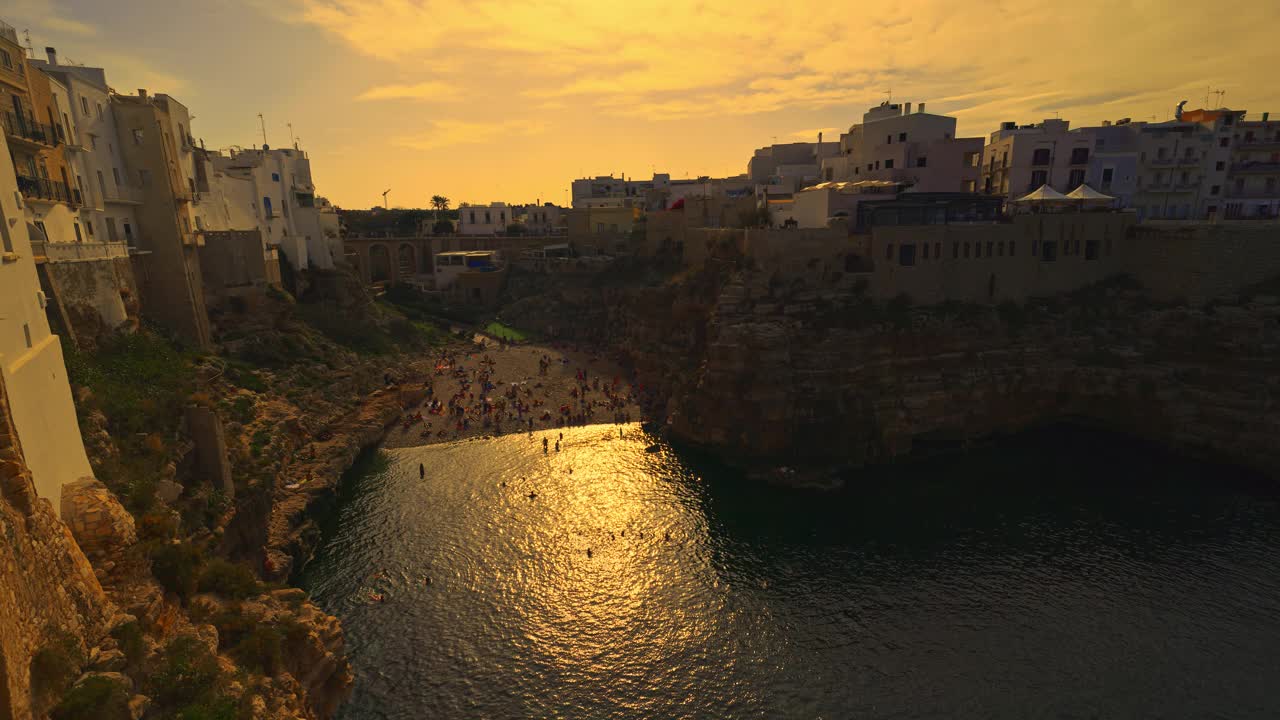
[501,262,1280,481]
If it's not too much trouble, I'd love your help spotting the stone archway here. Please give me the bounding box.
[398,244,417,281]
[369,244,391,283]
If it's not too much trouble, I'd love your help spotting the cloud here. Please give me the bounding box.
[4,0,97,36]
[394,119,546,151]
[356,81,458,101]
[791,128,840,140]
[265,0,1280,129]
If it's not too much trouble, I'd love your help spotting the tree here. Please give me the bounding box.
[430,195,450,214]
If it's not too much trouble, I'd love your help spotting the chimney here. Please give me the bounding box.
[138,88,148,99]
[904,102,911,115]
[918,102,926,114]
[1265,112,1271,122]
[45,47,57,65]
[818,131,823,143]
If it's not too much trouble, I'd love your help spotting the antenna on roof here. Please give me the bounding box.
[22,29,34,57]
[257,113,268,147]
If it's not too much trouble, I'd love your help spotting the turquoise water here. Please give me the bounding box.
[303,426,1280,719]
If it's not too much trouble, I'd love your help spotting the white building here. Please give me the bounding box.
[32,48,143,253]
[980,118,1096,200]
[822,101,983,193]
[195,145,340,270]
[570,174,670,209]
[0,141,94,515]
[458,203,512,235]
[433,250,499,289]
[517,203,565,234]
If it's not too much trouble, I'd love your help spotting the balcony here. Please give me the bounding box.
[1231,161,1280,175]
[1148,156,1200,167]
[1237,139,1280,151]
[16,175,74,204]
[1225,189,1280,200]
[30,240,130,263]
[104,184,144,205]
[1,110,62,148]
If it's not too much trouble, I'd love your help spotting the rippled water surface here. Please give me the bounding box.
[303,426,1280,719]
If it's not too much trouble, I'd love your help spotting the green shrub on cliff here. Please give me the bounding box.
[150,542,205,602]
[109,620,146,670]
[151,636,236,719]
[198,559,262,600]
[50,676,131,720]
[29,631,84,701]
[64,330,195,438]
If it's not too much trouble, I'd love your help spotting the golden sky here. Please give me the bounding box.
[8,0,1280,208]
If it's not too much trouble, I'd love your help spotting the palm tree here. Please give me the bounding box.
[430,195,450,218]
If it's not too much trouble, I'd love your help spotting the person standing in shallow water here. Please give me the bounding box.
[419,463,425,478]
[543,437,549,454]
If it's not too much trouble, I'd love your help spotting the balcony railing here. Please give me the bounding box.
[30,240,130,262]
[1231,162,1280,174]
[104,184,144,204]
[1,110,62,148]
[0,20,17,44]
[1149,156,1200,167]
[16,175,74,203]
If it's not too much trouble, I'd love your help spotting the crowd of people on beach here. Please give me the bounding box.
[394,340,655,444]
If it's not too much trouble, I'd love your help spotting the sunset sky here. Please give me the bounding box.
[8,0,1280,209]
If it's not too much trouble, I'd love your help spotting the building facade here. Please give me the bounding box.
[822,102,983,193]
[980,118,1096,200]
[458,202,513,235]
[0,134,94,515]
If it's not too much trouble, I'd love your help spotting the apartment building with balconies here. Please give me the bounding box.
[0,129,95,515]
[980,118,1097,200]
[1225,112,1280,219]
[822,101,983,194]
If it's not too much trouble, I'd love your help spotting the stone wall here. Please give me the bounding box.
[39,257,139,349]
[198,230,271,308]
[1125,221,1280,304]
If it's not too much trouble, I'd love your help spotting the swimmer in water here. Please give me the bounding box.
[528,491,538,500]
[586,548,593,559]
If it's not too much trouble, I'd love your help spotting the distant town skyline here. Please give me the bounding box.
[8,0,1280,208]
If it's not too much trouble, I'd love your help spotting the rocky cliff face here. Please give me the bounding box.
[501,263,1280,481]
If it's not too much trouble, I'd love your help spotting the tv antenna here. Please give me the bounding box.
[382,189,391,208]
[257,113,267,146]
[287,122,296,148]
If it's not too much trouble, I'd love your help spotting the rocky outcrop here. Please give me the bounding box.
[61,479,138,580]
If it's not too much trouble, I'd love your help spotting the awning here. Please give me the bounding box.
[1064,184,1115,202]
[1014,184,1071,203]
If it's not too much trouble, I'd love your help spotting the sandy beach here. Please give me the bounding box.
[381,333,650,449]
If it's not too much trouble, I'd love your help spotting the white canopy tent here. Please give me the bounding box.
[1014,184,1071,203]
[1064,185,1116,203]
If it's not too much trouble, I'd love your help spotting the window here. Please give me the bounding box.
[1041,241,1057,261]
[1234,178,1245,194]
[884,159,894,169]
[898,132,907,142]
[1068,169,1086,188]
[0,49,11,69]
[123,222,134,242]
[139,169,151,186]
[1001,151,1008,168]
[1032,148,1051,166]
[922,243,930,260]
[1085,240,1099,260]
[1101,167,1114,187]
[886,134,892,145]
[953,243,959,259]
[1030,170,1048,188]
[997,241,1005,256]
[899,244,916,266]
[73,222,83,242]
[484,211,491,223]
[875,160,880,170]
[112,167,121,186]
[272,172,280,182]
[469,211,476,224]
[867,163,873,171]
[1069,148,1090,164]
[1219,137,1229,148]
[1210,185,1220,196]
[23,323,31,349]
[88,134,97,150]
[85,221,94,237]
[105,218,118,241]
[133,128,144,144]
[986,241,994,257]
[885,243,893,260]
[1009,241,1016,256]
[263,196,273,216]
[935,243,941,259]
[80,96,90,115]
[96,103,102,118]
[1156,146,1167,160]
[917,156,927,168]
[963,242,970,258]
[1215,161,1225,171]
